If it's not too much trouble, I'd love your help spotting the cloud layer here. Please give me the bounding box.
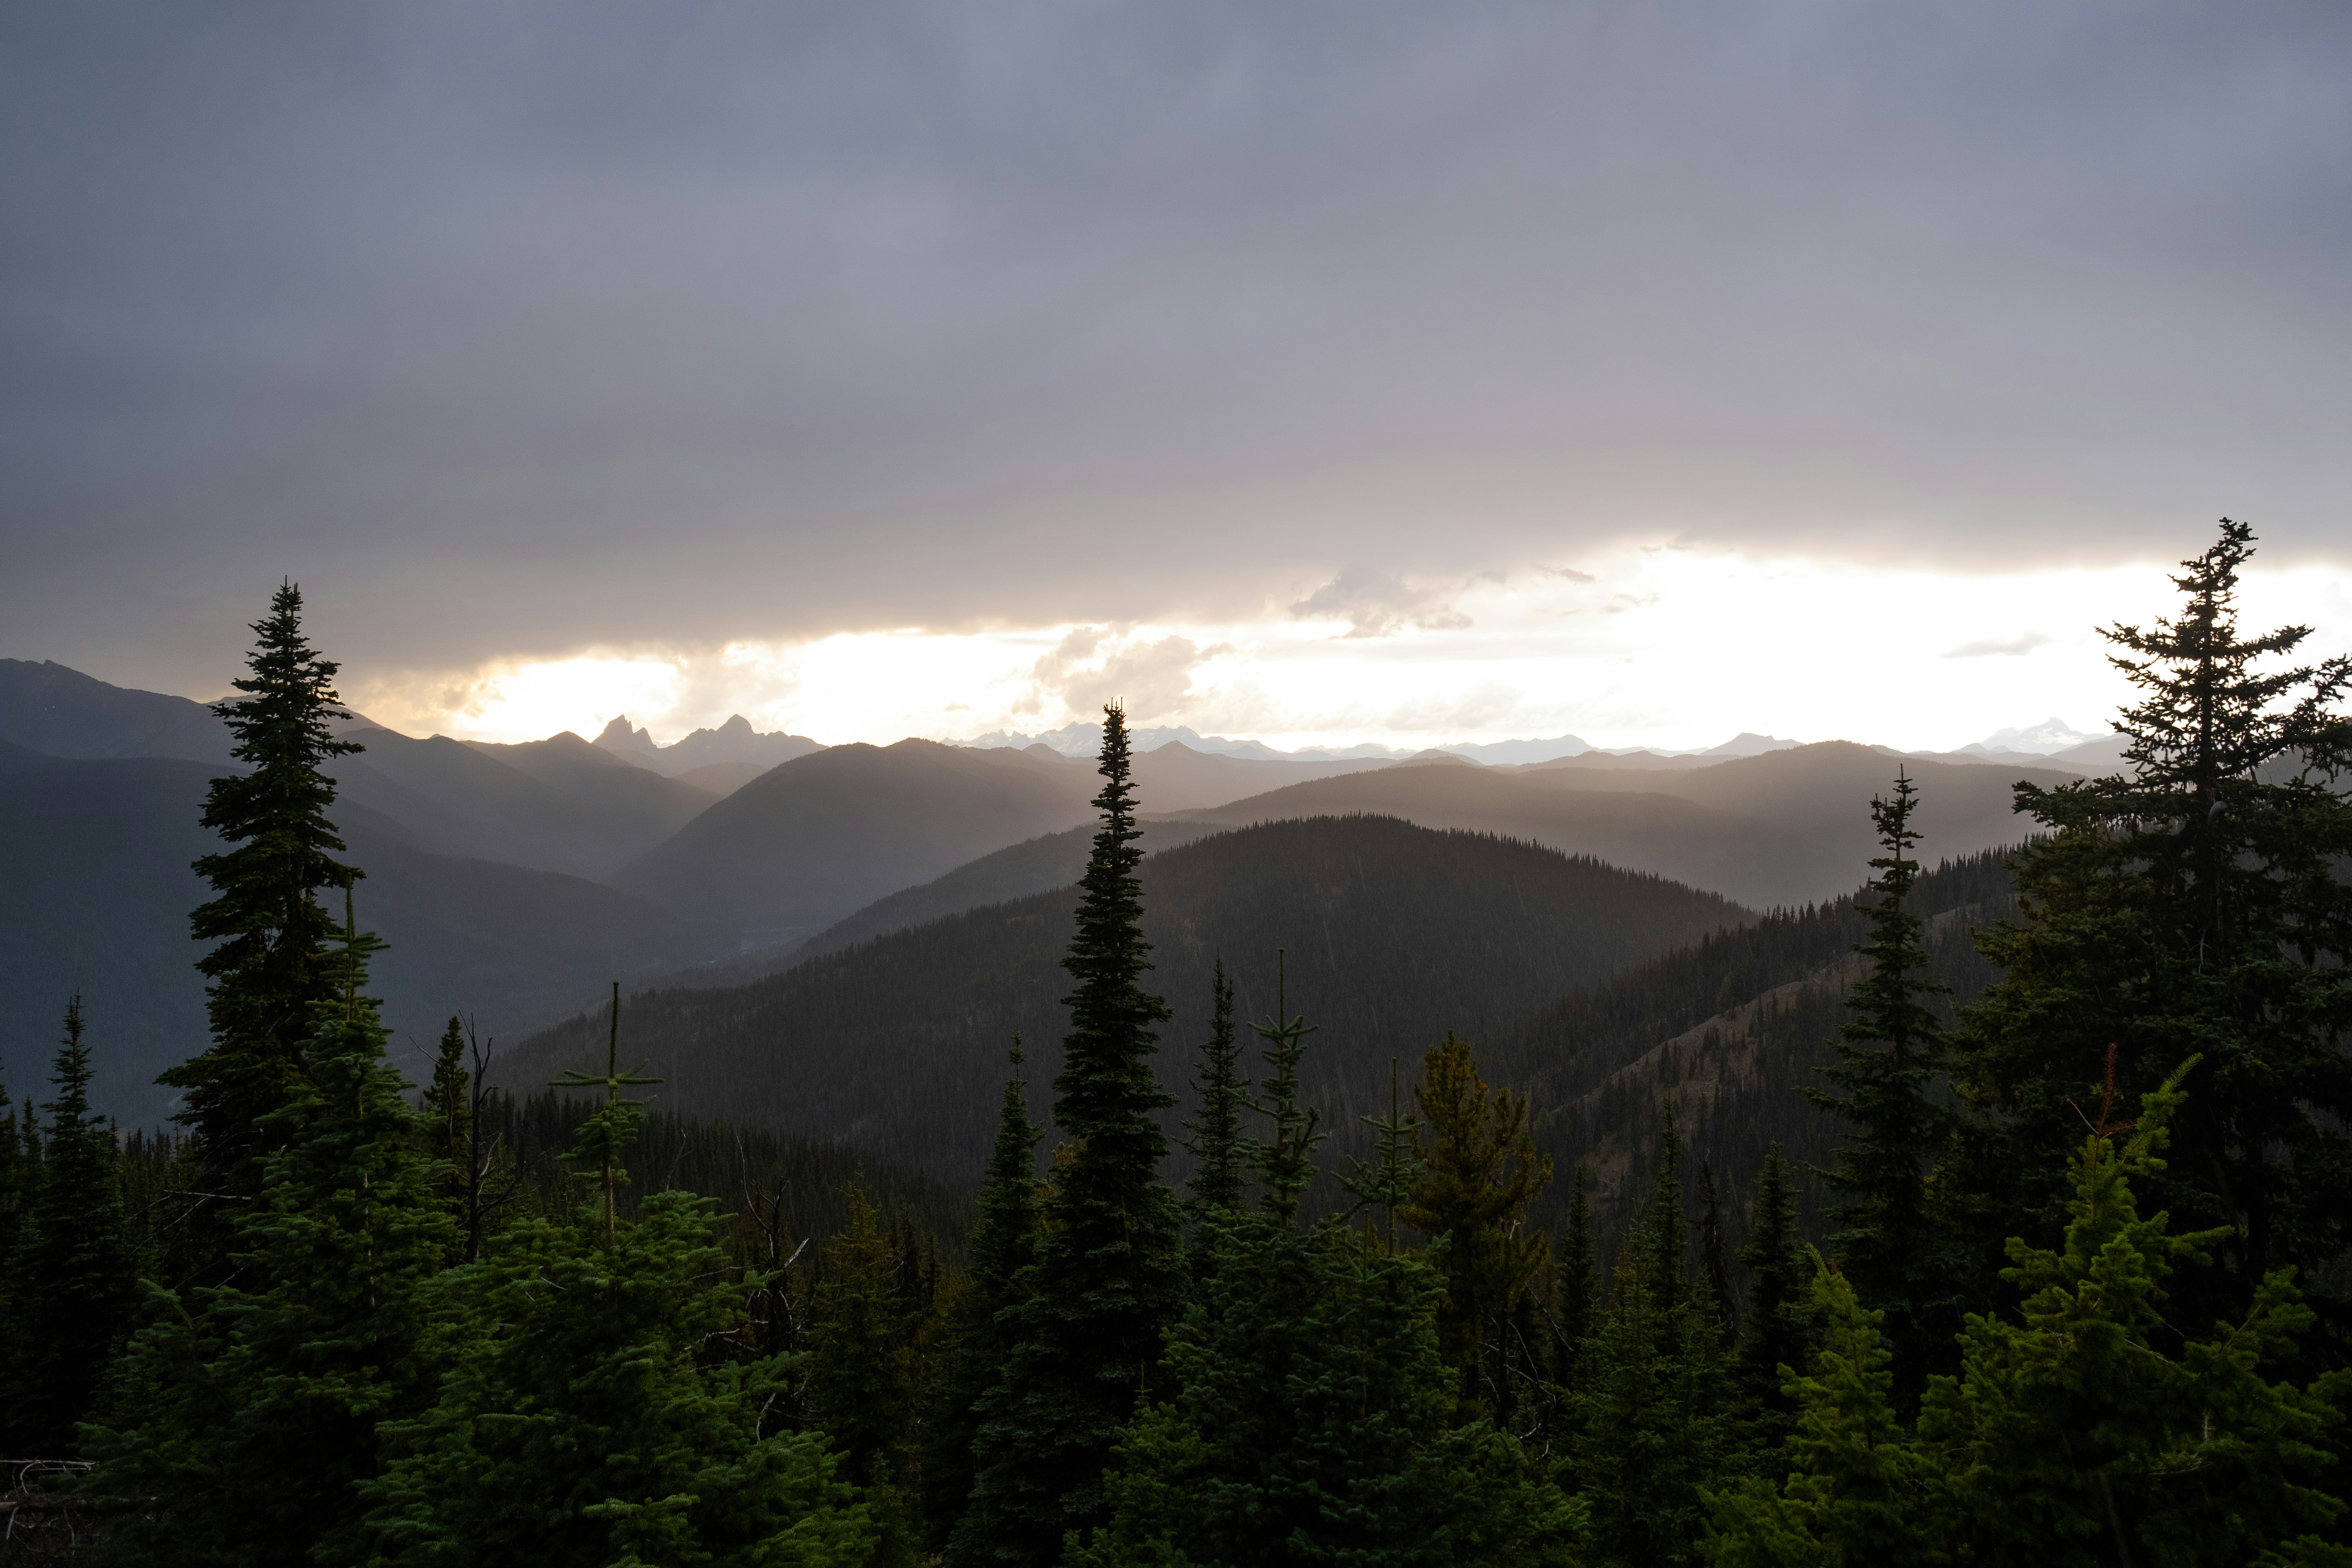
[6,2,2352,698]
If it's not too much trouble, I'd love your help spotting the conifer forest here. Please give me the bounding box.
[8,517,2352,1568]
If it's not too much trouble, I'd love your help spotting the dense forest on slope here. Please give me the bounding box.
[1490,848,2020,1247]
[495,814,1754,1188]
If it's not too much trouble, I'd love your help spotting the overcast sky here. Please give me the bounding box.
[6,2,2349,749]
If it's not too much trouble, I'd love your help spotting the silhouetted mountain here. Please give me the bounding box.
[494,815,1753,1189]
[463,730,718,828]
[0,658,234,764]
[609,738,1103,943]
[0,749,729,1125]
[331,727,712,880]
[672,758,772,797]
[1173,767,1847,909]
[594,713,825,777]
[1512,741,2078,882]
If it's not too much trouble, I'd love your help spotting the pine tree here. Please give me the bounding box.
[88,901,457,1564]
[1572,1117,1741,1568]
[1338,1057,1426,1254]
[365,1190,874,1566]
[426,1015,471,1164]
[1246,950,1325,1224]
[1182,959,1249,1227]
[806,1185,923,1568]
[1551,1166,1598,1393]
[1706,1057,2352,1566]
[3,997,136,1456]
[0,1066,24,1353]
[1952,519,2352,1332]
[1400,1032,1554,1423]
[162,582,363,1207]
[1807,771,1955,1406]
[1076,1217,1584,1567]
[1733,1144,1816,1443]
[956,703,1187,1563]
[926,1041,1043,1548]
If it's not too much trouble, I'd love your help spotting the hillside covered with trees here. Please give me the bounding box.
[3,521,2350,1565]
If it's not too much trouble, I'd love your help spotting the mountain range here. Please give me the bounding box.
[0,655,2106,1135]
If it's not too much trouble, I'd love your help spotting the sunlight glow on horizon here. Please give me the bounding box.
[342,549,2352,756]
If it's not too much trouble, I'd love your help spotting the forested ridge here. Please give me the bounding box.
[3,520,2351,1565]
[488,813,1753,1190]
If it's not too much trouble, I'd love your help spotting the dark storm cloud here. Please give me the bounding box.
[5,1,2348,687]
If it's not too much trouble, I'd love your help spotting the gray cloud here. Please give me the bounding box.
[1029,629,1218,723]
[3,2,2349,692]
[1943,631,2057,658]
[1292,567,1472,638]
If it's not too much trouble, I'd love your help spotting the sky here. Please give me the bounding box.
[6,2,2349,752]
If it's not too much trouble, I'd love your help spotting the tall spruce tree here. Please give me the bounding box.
[1573,1112,1740,1568]
[89,903,456,1565]
[1399,1032,1553,1423]
[1182,961,1248,1226]
[1246,951,1325,1224]
[1733,1144,1816,1444]
[1551,1165,1598,1395]
[0,1066,24,1351]
[926,1041,1043,1549]
[807,1185,923,1568]
[163,581,362,1204]
[1807,772,1955,1404]
[955,703,1186,1564]
[1952,519,2352,1331]
[3,997,136,1457]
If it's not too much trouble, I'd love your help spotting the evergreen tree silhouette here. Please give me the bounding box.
[1809,770,1955,1405]
[163,581,362,1210]
[1953,518,2352,1334]
[3,996,135,1456]
[1182,960,1249,1229]
[955,703,1184,1564]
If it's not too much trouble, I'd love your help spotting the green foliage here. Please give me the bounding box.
[87,908,457,1565]
[805,1185,925,1568]
[363,1190,874,1567]
[1550,1167,1597,1392]
[1952,520,2352,1330]
[3,996,136,1456]
[1399,1032,1553,1422]
[926,1043,1041,1546]
[957,703,1188,1563]
[162,581,363,1202]
[1245,951,1325,1224]
[1807,772,1957,1406]
[1569,1114,1742,1568]
[1340,1057,1427,1255]
[1075,1213,1584,1567]
[1706,1063,2352,1566]
[1182,960,1249,1226]
[1732,1145,1816,1443]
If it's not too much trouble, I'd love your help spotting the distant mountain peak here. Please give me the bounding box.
[1961,717,2112,756]
[591,712,824,778]
[1699,732,1800,757]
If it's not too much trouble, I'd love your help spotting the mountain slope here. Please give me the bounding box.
[610,738,1103,940]
[1173,767,1847,909]
[0,658,234,764]
[463,730,717,830]
[495,815,1753,1188]
[0,752,729,1125]
[1510,741,2079,875]
[330,727,709,880]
